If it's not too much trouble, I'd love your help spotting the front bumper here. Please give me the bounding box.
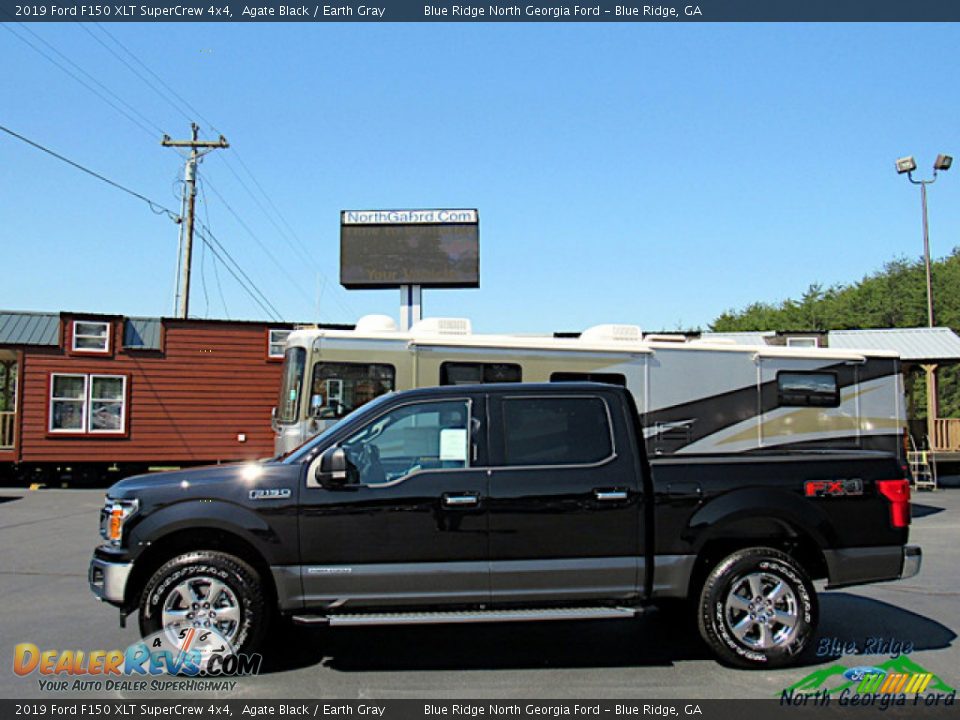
[88,556,133,606]
[824,544,922,589]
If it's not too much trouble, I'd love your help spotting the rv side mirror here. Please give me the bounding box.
[270,407,278,431]
[316,446,347,487]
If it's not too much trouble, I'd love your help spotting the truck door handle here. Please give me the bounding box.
[442,493,479,508]
[594,489,629,501]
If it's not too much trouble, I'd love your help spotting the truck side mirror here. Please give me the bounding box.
[315,446,347,487]
[270,407,278,432]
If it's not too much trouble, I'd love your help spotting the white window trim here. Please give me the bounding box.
[268,329,292,359]
[48,373,127,434]
[786,336,819,348]
[71,320,111,354]
[49,373,88,434]
[88,374,127,434]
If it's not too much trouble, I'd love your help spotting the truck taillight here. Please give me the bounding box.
[877,479,911,528]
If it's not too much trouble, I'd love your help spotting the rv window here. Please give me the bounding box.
[550,372,627,386]
[277,347,306,424]
[310,362,395,419]
[500,396,613,466]
[777,372,840,407]
[440,362,522,386]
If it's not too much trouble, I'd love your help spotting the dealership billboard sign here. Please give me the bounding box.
[340,208,479,289]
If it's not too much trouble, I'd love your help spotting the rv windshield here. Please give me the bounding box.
[277,347,306,424]
[281,390,396,464]
[308,361,395,419]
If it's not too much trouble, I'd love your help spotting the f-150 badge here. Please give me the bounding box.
[249,488,292,500]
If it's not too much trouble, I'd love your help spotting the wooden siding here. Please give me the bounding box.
[18,319,284,464]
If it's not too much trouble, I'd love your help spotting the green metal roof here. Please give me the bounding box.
[0,312,60,346]
[123,317,162,350]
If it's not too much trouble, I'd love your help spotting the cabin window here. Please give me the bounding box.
[89,376,126,432]
[777,371,840,407]
[550,372,627,386]
[267,329,292,359]
[71,320,111,354]
[500,396,614,466]
[440,362,522,386]
[786,337,819,348]
[309,362,395,420]
[277,347,307,424]
[49,373,126,433]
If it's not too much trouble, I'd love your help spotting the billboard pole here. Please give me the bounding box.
[400,285,422,331]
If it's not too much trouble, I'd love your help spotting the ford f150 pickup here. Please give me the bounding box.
[89,383,921,668]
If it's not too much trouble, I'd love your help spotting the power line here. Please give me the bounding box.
[201,176,318,307]
[93,23,216,131]
[194,224,284,321]
[0,123,179,221]
[80,24,195,128]
[87,24,356,319]
[0,21,165,140]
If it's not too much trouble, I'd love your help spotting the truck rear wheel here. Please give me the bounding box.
[697,547,817,668]
[139,550,269,657]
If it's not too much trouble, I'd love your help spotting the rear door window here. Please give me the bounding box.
[499,396,614,466]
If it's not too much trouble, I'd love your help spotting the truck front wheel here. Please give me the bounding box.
[139,550,269,657]
[697,547,817,668]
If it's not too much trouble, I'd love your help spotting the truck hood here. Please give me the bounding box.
[106,461,300,500]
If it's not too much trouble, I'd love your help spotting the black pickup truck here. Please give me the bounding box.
[89,383,920,668]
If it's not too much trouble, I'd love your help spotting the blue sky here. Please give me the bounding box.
[2,22,958,333]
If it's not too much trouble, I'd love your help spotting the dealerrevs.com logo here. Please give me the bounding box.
[13,629,262,692]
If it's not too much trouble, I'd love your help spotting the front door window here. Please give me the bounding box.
[340,400,471,485]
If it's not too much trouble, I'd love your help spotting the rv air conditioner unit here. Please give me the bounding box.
[410,318,473,336]
[354,315,399,333]
[580,324,643,344]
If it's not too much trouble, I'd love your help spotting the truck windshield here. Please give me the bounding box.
[277,347,306,424]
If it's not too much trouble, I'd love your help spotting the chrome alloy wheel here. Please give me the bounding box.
[161,575,241,646]
[723,571,799,650]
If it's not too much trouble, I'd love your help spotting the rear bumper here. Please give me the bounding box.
[824,545,921,589]
[88,556,132,606]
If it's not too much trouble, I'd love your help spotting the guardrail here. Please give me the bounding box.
[932,418,960,453]
[0,411,14,449]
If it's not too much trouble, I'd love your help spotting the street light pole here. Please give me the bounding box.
[896,154,953,448]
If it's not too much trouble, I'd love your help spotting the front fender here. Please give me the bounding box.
[126,498,298,567]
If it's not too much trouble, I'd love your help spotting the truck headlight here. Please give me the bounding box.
[100,497,138,546]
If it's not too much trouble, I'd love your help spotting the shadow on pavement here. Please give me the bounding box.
[261,605,709,674]
[910,502,945,519]
[259,593,954,674]
[806,592,956,665]
[0,495,22,505]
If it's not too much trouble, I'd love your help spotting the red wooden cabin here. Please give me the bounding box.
[0,311,344,485]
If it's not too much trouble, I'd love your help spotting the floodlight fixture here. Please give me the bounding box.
[896,156,917,174]
[934,154,953,172]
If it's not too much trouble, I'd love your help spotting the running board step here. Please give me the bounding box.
[292,606,639,626]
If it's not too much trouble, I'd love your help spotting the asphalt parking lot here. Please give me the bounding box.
[0,487,956,700]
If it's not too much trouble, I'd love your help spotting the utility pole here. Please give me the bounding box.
[162,123,229,318]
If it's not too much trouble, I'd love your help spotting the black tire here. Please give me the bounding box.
[139,550,270,656]
[697,547,817,669]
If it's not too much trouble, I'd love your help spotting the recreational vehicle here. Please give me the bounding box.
[272,315,905,458]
